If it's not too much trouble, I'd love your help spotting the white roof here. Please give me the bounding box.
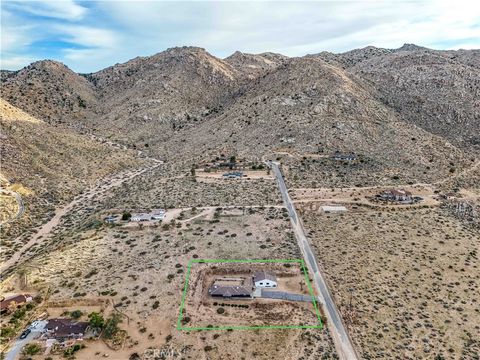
[132,214,151,220]
[321,205,347,212]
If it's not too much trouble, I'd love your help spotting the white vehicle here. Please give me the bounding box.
[29,320,39,329]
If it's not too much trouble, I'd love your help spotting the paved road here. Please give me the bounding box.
[5,320,47,360]
[0,189,25,225]
[270,161,359,360]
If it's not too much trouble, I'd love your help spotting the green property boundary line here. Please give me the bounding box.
[176,258,323,331]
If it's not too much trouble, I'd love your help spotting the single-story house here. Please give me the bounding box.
[253,271,277,288]
[151,213,165,220]
[222,171,244,179]
[131,209,166,222]
[379,189,413,202]
[208,277,253,298]
[0,294,33,314]
[321,205,348,213]
[43,319,89,341]
[131,214,151,222]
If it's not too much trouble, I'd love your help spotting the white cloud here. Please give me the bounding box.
[0,55,35,70]
[5,0,87,20]
[1,10,35,52]
[54,25,119,48]
[1,0,479,72]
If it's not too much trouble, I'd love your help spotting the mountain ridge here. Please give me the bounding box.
[1,44,479,155]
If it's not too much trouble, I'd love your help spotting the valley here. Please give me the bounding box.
[0,44,479,360]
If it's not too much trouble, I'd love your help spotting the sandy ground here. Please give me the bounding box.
[1,162,161,273]
[292,184,441,209]
[303,206,480,359]
[195,169,274,182]
[6,207,336,359]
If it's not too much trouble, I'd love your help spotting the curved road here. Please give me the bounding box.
[0,189,25,225]
[270,161,359,360]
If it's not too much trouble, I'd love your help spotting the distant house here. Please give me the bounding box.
[321,205,348,213]
[222,171,244,179]
[208,277,253,298]
[151,213,165,220]
[104,216,117,224]
[379,189,413,202]
[332,152,357,161]
[131,209,166,221]
[0,294,33,314]
[131,214,151,222]
[252,271,277,288]
[43,319,89,341]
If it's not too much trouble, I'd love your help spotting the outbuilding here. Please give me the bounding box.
[321,205,347,213]
[131,214,151,222]
[252,271,277,288]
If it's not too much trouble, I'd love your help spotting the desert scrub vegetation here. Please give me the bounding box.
[103,166,281,209]
[304,207,480,359]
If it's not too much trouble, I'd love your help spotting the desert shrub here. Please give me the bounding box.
[88,312,105,329]
[70,310,83,319]
[23,343,41,356]
[0,326,15,339]
[216,307,225,314]
[64,343,85,358]
[102,313,122,339]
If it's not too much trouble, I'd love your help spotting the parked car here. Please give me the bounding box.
[29,321,39,329]
[19,328,31,339]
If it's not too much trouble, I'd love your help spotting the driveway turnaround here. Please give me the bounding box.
[4,320,47,360]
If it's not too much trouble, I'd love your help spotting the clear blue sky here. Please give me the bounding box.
[1,0,479,73]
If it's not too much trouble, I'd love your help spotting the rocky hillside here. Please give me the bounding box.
[316,45,480,151]
[0,98,141,242]
[1,60,98,127]
[2,45,478,163]
[224,51,288,79]
[164,56,471,185]
[84,47,245,146]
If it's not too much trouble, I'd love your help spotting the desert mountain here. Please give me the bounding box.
[1,60,97,127]
[224,51,288,79]
[163,56,471,186]
[0,99,141,248]
[1,45,479,157]
[316,45,480,150]
[85,46,244,145]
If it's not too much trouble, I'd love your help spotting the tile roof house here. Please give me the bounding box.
[208,277,254,298]
[0,294,32,314]
[44,319,89,340]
